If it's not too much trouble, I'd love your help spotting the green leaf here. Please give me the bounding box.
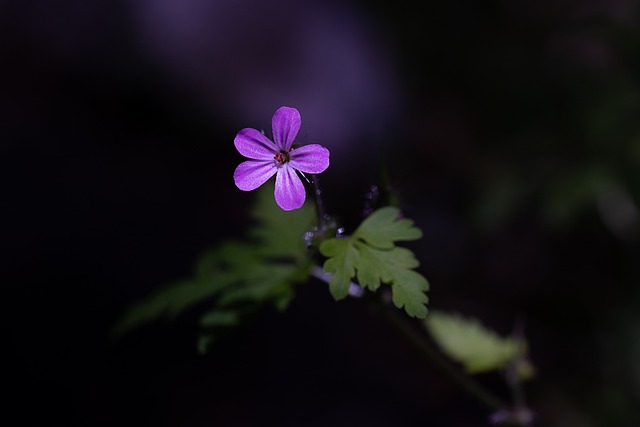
[355,244,417,289]
[542,165,614,228]
[113,245,248,337]
[320,238,360,300]
[320,207,429,318]
[354,206,423,249]
[200,310,240,327]
[197,334,214,354]
[216,262,309,307]
[424,311,519,373]
[115,182,316,340]
[388,269,429,319]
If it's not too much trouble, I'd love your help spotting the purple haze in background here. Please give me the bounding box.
[128,0,402,161]
[233,106,330,211]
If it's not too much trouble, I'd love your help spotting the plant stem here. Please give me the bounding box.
[379,302,507,411]
[506,317,528,409]
[311,174,327,229]
[310,265,506,411]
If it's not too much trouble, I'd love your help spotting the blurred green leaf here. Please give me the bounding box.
[200,309,240,328]
[320,207,429,318]
[216,262,308,307]
[249,181,316,260]
[543,165,614,228]
[115,182,316,345]
[424,311,520,374]
[113,243,245,336]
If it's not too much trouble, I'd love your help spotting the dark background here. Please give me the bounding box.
[3,0,640,425]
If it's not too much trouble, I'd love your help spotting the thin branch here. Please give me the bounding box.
[311,174,327,230]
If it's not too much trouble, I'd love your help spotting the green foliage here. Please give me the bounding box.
[115,182,316,352]
[320,238,360,299]
[542,165,613,228]
[320,207,429,318]
[248,183,317,260]
[424,310,523,374]
[354,206,423,248]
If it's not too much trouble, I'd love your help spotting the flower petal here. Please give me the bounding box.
[234,128,277,160]
[234,160,277,191]
[272,106,301,151]
[289,144,330,174]
[274,165,306,211]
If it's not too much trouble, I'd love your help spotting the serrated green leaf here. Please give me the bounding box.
[320,238,360,300]
[356,243,429,317]
[354,206,422,249]
[352,243,386,291]
[389,269,429,318]
[320,207,429,318]
[425,311,519,373]
[354,243,419,290]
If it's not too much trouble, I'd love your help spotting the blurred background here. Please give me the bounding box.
[3,0,640,425]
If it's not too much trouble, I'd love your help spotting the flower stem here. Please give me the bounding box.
[311,266,507,411]
[507,320,527,408]
[311,174,327,229]
[378,301,507,411]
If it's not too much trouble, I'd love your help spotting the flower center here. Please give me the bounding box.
[274,150,290,164]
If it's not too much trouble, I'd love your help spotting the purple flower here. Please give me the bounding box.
[233,106,330,211]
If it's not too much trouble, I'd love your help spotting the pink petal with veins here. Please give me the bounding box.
[272,106,301,151]
[234,128,277,160]
[234,160,277,191]
[274,166,305,211]
[289,144,330,174]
